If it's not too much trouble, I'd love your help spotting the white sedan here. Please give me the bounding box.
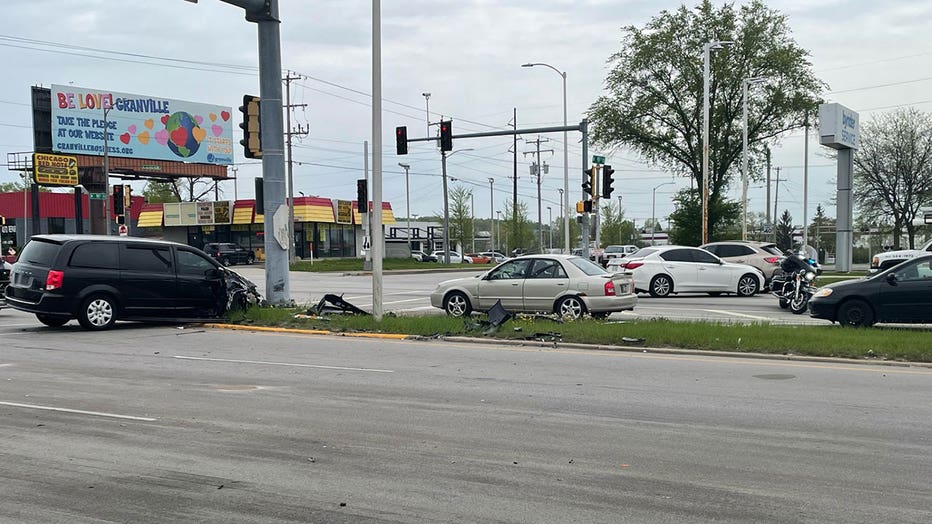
[430,254,637,319]
[614,245,764,297]
[432,251,472,264]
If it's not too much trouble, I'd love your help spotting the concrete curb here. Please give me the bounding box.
[202,324,932,369]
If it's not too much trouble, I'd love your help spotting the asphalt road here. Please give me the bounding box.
[232,267,828,325]
[1,325,929,522]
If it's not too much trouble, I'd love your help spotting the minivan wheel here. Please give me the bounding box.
[78,294,117,331]
[36,314,68,327]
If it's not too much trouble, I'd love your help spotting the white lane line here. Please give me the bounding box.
[397,306,438,312]
[701,309,772,321]
[0,401,156,421]
[174,355,394,373]
[355,298,427,307]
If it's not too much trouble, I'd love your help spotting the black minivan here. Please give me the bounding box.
[4,235,260,330]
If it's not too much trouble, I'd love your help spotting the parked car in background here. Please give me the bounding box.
[810,254,932,327]
[616,245,764,297]
[601,244,639,266]
[700,240,784,284]
[430,254,637,319]
[203,242,255,266]
[466,253,493,264]
[4,235,260,330]
[480,251,507,263]
[432,251,472,264]
[0,260,11,309]
[412,250,437,262]
[869,238,932,273]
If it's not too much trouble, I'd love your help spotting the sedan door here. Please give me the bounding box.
[690,248,735,292]
[522,259,570,311]
[877,258,932,323]
[657,249,700,292]
[476,258,532,309]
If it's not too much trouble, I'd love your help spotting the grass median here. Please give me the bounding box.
[234,306,932,363]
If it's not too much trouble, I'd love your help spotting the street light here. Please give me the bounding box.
[488,177,495,253]
[422,92,431,137]
[701,39,733,245]
[398,162,411,250]
[495,210,502,253]
[522,62,569,253]
[651,181,675,246]
[441,148,473,264]
[547,206,553,249]
[742,76,767,241]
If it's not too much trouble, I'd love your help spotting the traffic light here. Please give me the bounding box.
[113,184,124,216]
[239,94,262,159]
[588,166,598,198]
[357,179,368,213]
[583,200,593,213]
[395,126,408,155]
[254,177,264,215]
[123,184,132,211]
[439,120,453,152]
[116,215,126,225]
[581,169,592,196]
[575,201,585,214]
[602,165,615,199]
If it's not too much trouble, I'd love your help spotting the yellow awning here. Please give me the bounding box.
[351,207,396,225]
[232,205,253,225]
[294,203,334,223]
[137,210,164,227]
[254,212,264,224]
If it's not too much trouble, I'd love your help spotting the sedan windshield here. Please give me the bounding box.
[568,257,608,276]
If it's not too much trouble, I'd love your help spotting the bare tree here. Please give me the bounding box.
[854,108,932,249]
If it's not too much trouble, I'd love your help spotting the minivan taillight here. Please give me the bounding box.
[604,280,616,296]
[623,261,644,270]
[45,270,64,291]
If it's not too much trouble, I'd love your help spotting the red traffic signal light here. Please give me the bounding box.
[395,126,408,155]
[112,184,124,216]
[357,179,368,213]
[439,120,453,151]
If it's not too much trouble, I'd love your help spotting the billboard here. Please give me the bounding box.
[51,84,234,165]
[33,153,79,186]
[162,201,233,227]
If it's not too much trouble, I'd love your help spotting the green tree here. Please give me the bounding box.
[775,209,794,251]
[807,204,836,259]
[448,185,473,253]
[142,181,181,204]
[599,201,638,247]
[854,108,932,249]
[503,199,533,254]
[0,181,50,192]
[589,0,824,238]
[667,189,741,245]
[551,214,581,251]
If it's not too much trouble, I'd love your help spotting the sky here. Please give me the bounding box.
[1,0,931,231]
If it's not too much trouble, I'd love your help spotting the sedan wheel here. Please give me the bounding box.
[838,299,874,327]
[443,292,472,317]
[556,296,585,319]
[648,275,673,297]
[736,274,760,297]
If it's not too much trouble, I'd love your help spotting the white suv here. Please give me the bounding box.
[870,238,932,272]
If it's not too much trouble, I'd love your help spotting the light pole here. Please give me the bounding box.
[441,148,473,264]
[651,181,674,246]
[422,92,431,137]
[495,210,502,253]
[398,162,411,250]
[522,62,569,253]
[701,40,733,245]
[742,76,767,241]
[470,192,475,253]
[488,177,494,252]
[102,105,112,236]
[557,187,564,249]
[547,206,553,249]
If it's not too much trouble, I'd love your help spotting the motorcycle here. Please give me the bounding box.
[771,252,820,314]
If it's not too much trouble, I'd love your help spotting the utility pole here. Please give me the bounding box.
[765,147,771,228]
[512,109,518,248]
[773,166,782,243]
[523,136,552,251]
[488,178,494,252]
[283,71,308,263]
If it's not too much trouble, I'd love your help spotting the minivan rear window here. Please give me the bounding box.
[19,239,62,267]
